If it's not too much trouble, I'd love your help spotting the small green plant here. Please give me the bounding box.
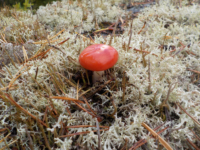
[13,0,33,11]
[13,2,21,10]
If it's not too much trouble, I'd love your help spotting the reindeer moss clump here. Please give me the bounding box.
[0,0,200,149]
[36,0,125,32]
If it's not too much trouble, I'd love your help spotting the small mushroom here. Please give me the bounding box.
[79,44,118,83]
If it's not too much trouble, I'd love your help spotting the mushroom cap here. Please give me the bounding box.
[79,44,118,71]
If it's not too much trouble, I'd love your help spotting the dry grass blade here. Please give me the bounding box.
[0,84,18,91]
[59,128,109,138]
[25,47,51,62]
[129,125,169,150]
[147,56,151,94]
[0,132,18,150]
[0,33,7,43]
[129,139,146,150]
[164,36,179,39]
[176,103,200,126]
[22,46,29,63]
[67,56,80,66]
[138,21,146,34]
[11,13,22,25]
[190,130,200,141]
[3,48,18,69]
[75,32,93,43]
[81,96,97,116]
[94,27,113,33]
[122,71,126,103]
[25,127,34,150]
[172,44,186,57]
[56,72,76,87]
[109,17,119,46]
[57,38,70,45]
[72,101,96,118]
[78,88,92,98]
[133,48,159,57]
[187,68,200,74]
[186,138,200,150]
[96,118,101,150]
[0,93,47,127]
[6,64,32,90]
[50,96,84,104]
[142,122,173,150]
[33,29,65,44]
[120,138,129,150]
[0,133,10,144]
[127,20,133,51]
[53,73,97,118]
[0,139,18,150]
[37,118,52,150]
[0,128,7,133]
[0,39,6,43]
[26,37,69,63]
[109,96,117,118]
[88,80,112,97]
[49,29,65,40]
[66,125,109,129]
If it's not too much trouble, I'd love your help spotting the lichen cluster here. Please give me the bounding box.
[0,0,200,149]
[37,0,125,32]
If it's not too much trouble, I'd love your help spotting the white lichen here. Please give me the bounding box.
[0,0,200,149]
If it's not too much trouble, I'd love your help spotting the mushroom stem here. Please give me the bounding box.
[92,71,104,83]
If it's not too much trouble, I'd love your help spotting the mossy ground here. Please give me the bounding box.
[0,0,200,149]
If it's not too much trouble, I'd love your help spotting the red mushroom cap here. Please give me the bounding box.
[79,44,118,71]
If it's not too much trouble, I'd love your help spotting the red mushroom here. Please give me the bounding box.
[79,44,118,82]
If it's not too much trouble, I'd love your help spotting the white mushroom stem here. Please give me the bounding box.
[92,71,105,83]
